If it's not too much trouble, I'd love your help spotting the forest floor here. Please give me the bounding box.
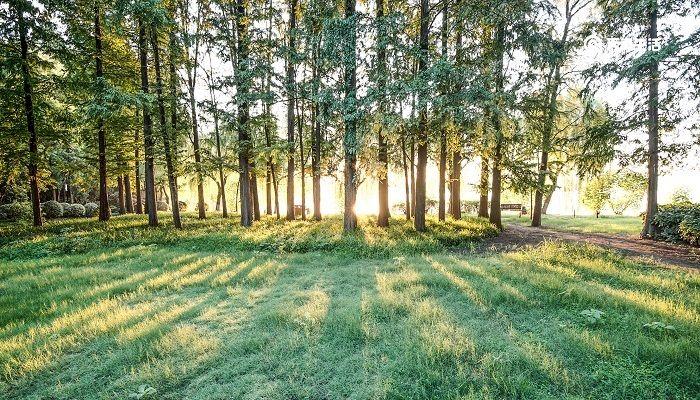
[1,214,699,399]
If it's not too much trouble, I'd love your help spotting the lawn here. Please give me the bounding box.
[1,214,698,399]
[503,214,643,236]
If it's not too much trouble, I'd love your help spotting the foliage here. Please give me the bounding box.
[84,202,99,218]
[581,173,614,215]
[42,200,63,219]
[652,202,700,244]
[0,202,32,222]
[63,203,86,218]
[671,187,692,204]
[155,201,169,211]
[580,308,604,325]
[609,171,646,215]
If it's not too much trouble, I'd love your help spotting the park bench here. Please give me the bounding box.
[501,203,527,216]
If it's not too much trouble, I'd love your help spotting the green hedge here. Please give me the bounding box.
[652,202,700,245]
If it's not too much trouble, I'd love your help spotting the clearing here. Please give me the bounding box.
[1,214,699,399]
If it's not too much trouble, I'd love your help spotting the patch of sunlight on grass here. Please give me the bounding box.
[116,297,207,343]
[426,257,487,310]
[292,289,331,333]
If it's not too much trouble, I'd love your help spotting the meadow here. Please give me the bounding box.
[1,214,698,399]
[503,214,643,236]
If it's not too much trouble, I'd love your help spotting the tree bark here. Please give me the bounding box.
[134,108,143,214]
[450,149,461,219]
[376,0,389,227]
[298,100,306,220]
[286,0,298,221]
[437,0,448,221]
[642,4,659,238]
[138,18,158,226]
[401,137,411,219]
[16,5,42,227]
[95,3,109,222]
[117,175,126,214]
[414,0,429,232]
[311,35,322,221]
[124,169,134,213]
[251,164,261,221]
[488,25,505,230]
[343,0,358,231]
[236,0,253,227]
[150,24,181,228]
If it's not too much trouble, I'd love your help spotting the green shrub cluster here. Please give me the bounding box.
[43,200,64,219]
[156,201,169,211]
[652,202,700,245]
[64,203,86,218]
[0,202,32,221]
[84,202,99,217]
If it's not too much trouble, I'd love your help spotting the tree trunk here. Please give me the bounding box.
[150,24,181,228]
[236,0,253,227]
[124,170,134,213]
[450,149,461,219]
[251,165,261,221]
[117,175,126,214]
[95,4,109,222]
[437,0,448,222]
[642,4,659,238]
[478,156,489,217]
[16,6,42,227]
[298,100,306,220]
[401,137,411,219]
[286,0,298,221]
[343,0,358,232]
[488,25,505,230]
[134,109,143,214]
[311,42,322,221]
[542,179,556,215]
[138,18,158,226]
[414,0,429,232]
[376,0,389,227]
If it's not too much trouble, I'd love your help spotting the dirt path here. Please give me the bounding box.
[476,224,700,270]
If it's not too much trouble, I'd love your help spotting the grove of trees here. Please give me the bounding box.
[1,0,698,234]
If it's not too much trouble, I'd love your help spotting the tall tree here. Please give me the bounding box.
[286,0,298,221]
[236,0,252,227]
[343,0,358,231]
[138,17,158,226]
[414,0,429,232]
[94,2,109,222]
[376,0,389,227]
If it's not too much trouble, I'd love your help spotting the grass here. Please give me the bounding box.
[1,213,699,399]
[503,214,643,236]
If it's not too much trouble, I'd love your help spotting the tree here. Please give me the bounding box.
[286,0,298,221]
[582,173,613,217]
[610,171,646,215]
[343,0,358,232]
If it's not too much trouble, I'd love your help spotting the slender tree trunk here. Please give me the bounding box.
[343,0,358,231]
[642,4,659,238]
[376,0,389,227]
[150,25,181,228]
[134,109,143,214]
[542,178,556,215]
[437,0,448,222]
[311,42,322,221]
[410,135,416,218]
[489,25,505,230]
[450,149,461,219]
[138,18,158,226]
[272,165,280,218]
[251,164,261,221]
[298,100,306,220]
[414,0,429,232]
[236,0,252,227]
[286,0,298,221]
[401,137,411,219]
[117,175,126,214]
[95,4,109,222]
[124,169,134,213]
[16,6,41,227]
[478,156,489,217]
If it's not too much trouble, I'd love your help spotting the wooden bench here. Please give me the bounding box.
[500,203,526,216]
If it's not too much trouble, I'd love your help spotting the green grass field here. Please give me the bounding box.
[1,214,698,399]
[503,214,643,236]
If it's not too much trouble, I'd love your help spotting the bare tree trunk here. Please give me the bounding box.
[450,149,461,219]
[437,0,448,222]
[298,100,306,220]
[150,24,181,228]
[117,175,126,214]
[401,137,411,219]
[642,4,659,238]
[478,156,489,218]
[286,0,298,221]
[236,0,253,227]
[138,18,158,226]
[376,0,389,227]
[414,0,429,232]
[343,0,358,231]
[251,165,261,221]
[134,109,143,214]
[488,25,505,230]
[16,6,42,226]
[124,169,134,213]
[311,40,322,221]
[95,3,109,222]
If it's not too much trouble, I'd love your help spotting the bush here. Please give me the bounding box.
[84,202,99,217]
[0,202,32,221]
[679,215,700,246]
[195,202,208,212]
[60,203,71,215]
[43,200,64,219]
[652,202,700,244]
[156,201,169,211]
[178,201,187,211]
[64,203,86,218]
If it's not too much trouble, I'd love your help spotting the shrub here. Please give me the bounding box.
[64,203,86,218]
[652,202,700,244]
[43,200,64,219]
[156,201,169,211]
[178,201,187,211]
[84,202,99,217]
[195,202,208,212]
[0,202,32,221]
[60,203,71,215]
[679,215,700,246]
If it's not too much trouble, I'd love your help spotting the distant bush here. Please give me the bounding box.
[60,203,71,215]
[156,201,169,211]
[652,202,700,244]
[84,202,99,217]
[64,203,86,218]
[0,202,32,221]
[178,201,187,211]
[679,215,700,246]
[43,200,64,219]
[195,202,208,212]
